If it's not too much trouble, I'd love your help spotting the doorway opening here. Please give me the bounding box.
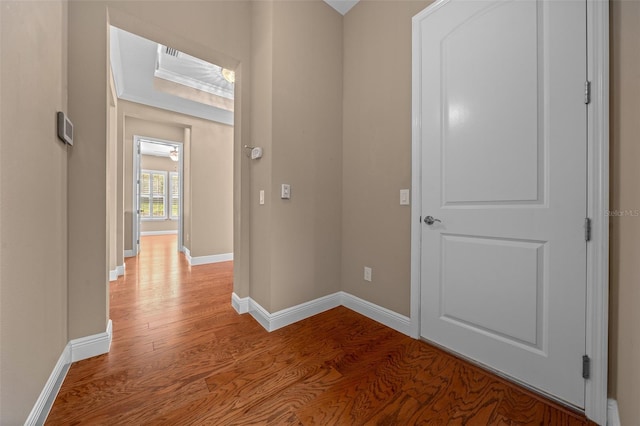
[132,137,184,257]
[108,23,238,329]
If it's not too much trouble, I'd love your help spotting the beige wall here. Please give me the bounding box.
[248,0,343,312]
[249,0,274,309]
[140,155,179,233]
[0,1,68,422]
[68,1,110,340]
[121,100,233,257]
[108,71,118,272]
[342,0,430,316]
[269,0,343,311]
[609,1,640,423]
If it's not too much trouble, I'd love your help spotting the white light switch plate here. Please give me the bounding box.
[259,190,265,205]
[281,184,291,199]
[400,189,410,205]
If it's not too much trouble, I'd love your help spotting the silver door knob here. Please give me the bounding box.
[424,215,441,225]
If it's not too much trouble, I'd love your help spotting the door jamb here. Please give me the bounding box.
[409,1,609,424]
[132,135,185,256]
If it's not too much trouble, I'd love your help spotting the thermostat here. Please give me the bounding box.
[57,111,74,145]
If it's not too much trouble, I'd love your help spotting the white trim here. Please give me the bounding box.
[116,264,125,276]
[247,300,273,331]
[26,320,113,425]
[231,292,249,314]
[409,6,425,340]
[109,269,118,282]
[24,346,72,426]
[607,399,620,426]
[70,319,113,362]
[410,1,609,422]
[585,1,610,424]
[124,249,135,258]
[234,292,412,337]
[133,136,140,257]
[341,292,413,337]
[184,251,233,266]
[140,230,178,236]
[133,136,185,259]
[248,293,342,332]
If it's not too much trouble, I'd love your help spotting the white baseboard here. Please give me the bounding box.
[70,319,113,362]
[234,291,412,337]
[24,346,71,425]
[183,247,192,264]
[607,399,620,426]
[26,320,112,425]
[124,249,135,258]
[140,230,178,236]
[184,249,233,266]
[116,264,125,276]
[109,269,118,282]
[249,293,342,332]
[231,292,250,314]
[340,292,413,337]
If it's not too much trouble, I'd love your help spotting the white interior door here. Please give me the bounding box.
[417,0,587,408]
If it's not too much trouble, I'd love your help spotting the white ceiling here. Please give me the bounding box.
[324,0,359,15]
[110,27,234,125]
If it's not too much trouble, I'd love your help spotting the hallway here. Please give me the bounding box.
[46,236,594,424]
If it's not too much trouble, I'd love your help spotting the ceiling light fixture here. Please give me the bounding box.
[169,148,179,162]
[222,68,236,84]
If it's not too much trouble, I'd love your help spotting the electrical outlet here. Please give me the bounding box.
[364,266,372,282]
[281,184,291,199]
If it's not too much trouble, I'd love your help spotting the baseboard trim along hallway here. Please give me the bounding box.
[25,320,113,425]
[184,247,233,266]
[231,291,412,336]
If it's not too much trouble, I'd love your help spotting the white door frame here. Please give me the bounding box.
[409,1,609,424]
[132,135,185,256]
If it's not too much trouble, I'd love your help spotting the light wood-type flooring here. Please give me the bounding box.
[46,235,596,425]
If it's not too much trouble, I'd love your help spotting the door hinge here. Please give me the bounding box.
[582,355,591,379]
[584,217,592,242]
[584,81,591,105]
[419,215,422,224]
[137,239,140,245]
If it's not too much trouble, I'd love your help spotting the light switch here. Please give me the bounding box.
[281,184,291,199]
[259,190,265,205]
[400,189,410,205]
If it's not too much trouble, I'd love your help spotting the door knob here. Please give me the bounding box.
[424,215,441,225]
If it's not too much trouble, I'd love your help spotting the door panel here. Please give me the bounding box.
[440,234,543,348]
[417,0,587,408]
[442,1,541,204]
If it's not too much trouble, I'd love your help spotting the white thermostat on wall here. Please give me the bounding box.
[57,111,74,146]
[250,146,263,160]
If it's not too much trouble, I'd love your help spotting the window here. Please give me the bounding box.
[140,169,179,220]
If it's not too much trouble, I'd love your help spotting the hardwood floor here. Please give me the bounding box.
[47,235,595,425]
